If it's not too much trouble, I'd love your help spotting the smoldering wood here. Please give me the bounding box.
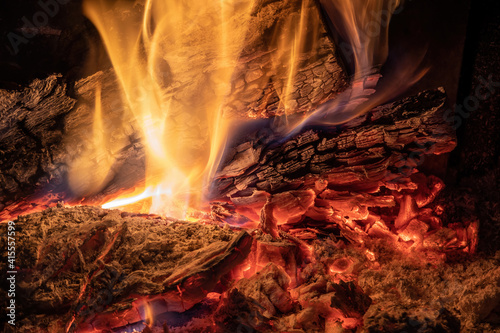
[210,88,465,249]
[0,205,251,332]
[212,88,456,200]
[1,204,496,333]
[214,233,500,333]
[214,260,372,333]
[0,71,146,221]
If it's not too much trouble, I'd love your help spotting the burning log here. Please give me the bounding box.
[213,88,455,199]
[223,0,348,119]
[0,72,145,221]
[0,0,348,219]
[212,88,462,241]
[0,205,251,332]
[210,87,480,258]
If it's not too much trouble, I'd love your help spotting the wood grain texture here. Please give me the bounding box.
[212,88,456,199]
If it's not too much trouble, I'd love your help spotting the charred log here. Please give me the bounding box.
[209,88,476,254]
[0,72,145,221]
[212,88,456,199]
[0,75,76,213]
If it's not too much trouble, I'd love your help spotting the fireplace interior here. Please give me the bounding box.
[0,0,499,332]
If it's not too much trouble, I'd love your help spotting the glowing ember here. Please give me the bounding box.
[330,257,354,274]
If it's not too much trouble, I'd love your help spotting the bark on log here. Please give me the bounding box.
[210,88,466,248]
[0,72,146,221]
[223,0,348,119]
[0,75,76,212]
[0,205,251,332]
[212,88,456,199]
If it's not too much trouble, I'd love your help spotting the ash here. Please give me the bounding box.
[1,206,499,333]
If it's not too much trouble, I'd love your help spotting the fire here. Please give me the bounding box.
[78,0,256,218]
[322,0,401,79]
[269,0,322,114]
[72,0,428,219]
[68,81,130,198]
[288,0,428,130]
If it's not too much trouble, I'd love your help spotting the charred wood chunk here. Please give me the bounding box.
[213,88,455,200]
[0,75,75,210]
[214,263,294,332]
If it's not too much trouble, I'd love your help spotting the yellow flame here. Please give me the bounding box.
[68,82,128,196]
[144,300,154,327]
[81,0,255,218]
[76,0,427,218]
[269,0,322,115]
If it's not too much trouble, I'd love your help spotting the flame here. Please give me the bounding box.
[269,0,322,115]
[68,82,129,196]
[287,0,429,130]
[74,0,428,218]
[80,0,255,218]
[322,0,401,78]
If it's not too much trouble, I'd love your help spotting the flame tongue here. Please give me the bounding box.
[81,0,255,218]
[290,0,429,128]
[80,0,425,217]
[321,0,401,78]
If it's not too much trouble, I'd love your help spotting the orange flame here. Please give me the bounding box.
[322,0,401,78]
[269,0,322,115]
[74,0,429,218]
[79,0,256,218]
